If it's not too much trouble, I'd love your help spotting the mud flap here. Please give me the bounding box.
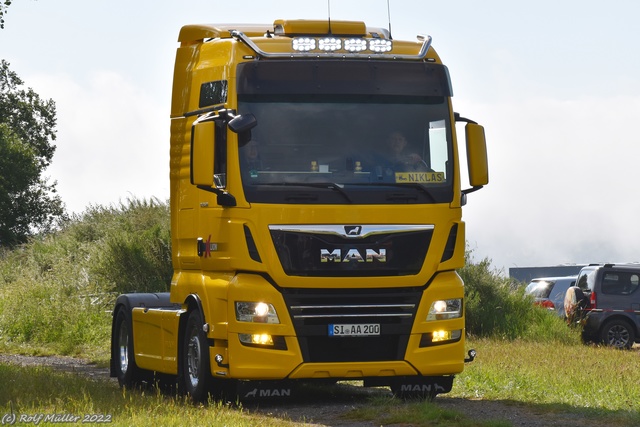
[388,375,454,399]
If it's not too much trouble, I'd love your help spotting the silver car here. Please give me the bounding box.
[525,276,577,317]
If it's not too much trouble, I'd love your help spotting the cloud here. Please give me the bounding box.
[461,94,640,271]
[29,71,169,214]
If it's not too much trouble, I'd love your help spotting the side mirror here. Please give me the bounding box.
[465,123,489,187]
[191,120,215,186]
[229,113,257,134]
[229,113,257,147]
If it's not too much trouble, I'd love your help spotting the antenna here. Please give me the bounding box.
[327,0,332,34]
[387,0,392,39]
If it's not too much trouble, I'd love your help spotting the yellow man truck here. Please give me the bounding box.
[110,18,488,402]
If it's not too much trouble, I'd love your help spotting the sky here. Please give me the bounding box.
[1,0,639,273]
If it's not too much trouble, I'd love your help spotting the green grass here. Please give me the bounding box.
[0,364,300,427]
[345,394,510,427]
[2,339,639,427]
[451,339,640,426]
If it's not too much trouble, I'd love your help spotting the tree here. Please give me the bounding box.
[0,60,65,246]
[0,1,11,29]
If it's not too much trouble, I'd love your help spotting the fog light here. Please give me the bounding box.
[432,330,450,342]
[239,333,274,346]
[433,329,462,342]
[420,329,462,347]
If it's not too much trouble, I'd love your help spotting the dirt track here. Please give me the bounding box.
[0,354,607,427]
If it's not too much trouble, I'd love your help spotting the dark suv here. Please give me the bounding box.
[564,264,640,349]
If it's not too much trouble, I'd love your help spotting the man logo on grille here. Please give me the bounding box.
[345,225,362,236]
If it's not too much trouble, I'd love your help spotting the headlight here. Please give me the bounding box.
[427,299,462,321]
[235,301,280,324]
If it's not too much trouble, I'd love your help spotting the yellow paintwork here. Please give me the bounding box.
[466,123,490,186]
[132,307,182,374]
[273,19,367,35]
[132,19,477,382]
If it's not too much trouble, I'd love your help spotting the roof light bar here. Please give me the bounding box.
[231,31,431,60]
[291,37,393,54]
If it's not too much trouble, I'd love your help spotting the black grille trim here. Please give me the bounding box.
[282,287,422,363]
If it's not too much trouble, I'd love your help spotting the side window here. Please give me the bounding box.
[602,272,640,295]
[601,273,621,295]
[576,271,591,291]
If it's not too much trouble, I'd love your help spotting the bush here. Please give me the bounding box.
[459,248,578,344]
[0,198,171,357]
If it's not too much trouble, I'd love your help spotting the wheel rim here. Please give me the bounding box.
[186,328,201,389]
[118,320,129,374]
[606,324,630,348]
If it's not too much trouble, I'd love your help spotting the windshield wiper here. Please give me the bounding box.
[347,182,437,203]
[252,182,353,203]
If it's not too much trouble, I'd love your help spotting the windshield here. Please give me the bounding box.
[525,280,554,298]
[236,60,455,204]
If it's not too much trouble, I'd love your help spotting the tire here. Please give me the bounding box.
[600,319,635,349]
[564,287,587,325]
[112,307,142,388]
[182,310,212,402]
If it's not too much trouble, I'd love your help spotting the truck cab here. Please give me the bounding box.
[110,18,488,401]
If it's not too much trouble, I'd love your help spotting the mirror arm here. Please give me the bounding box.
[461,185,483,195]
[454,112,478,124]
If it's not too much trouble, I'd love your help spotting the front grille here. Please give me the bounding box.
[282,287,422,362]
[269,225,433,277]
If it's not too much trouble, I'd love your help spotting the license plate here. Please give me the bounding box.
[328,324,380,337]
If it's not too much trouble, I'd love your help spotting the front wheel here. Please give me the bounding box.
[182,310,212,402]
[600,319,635,349]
